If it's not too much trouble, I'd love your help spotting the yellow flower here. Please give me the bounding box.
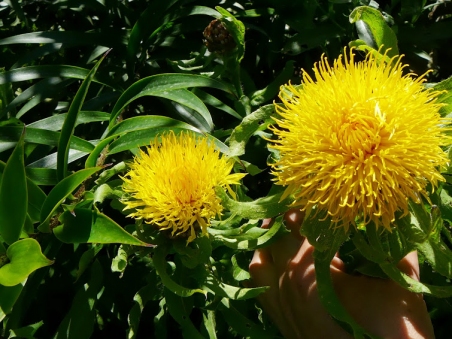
[122,132,246,243]
[270,48,450,231]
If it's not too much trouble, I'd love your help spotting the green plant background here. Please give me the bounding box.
[0,0,452,338]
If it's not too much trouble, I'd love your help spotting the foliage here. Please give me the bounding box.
[0,0,452,338]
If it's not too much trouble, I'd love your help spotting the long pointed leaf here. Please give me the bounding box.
[38,167,102,232]
[57,54,107,181]
[109,74,234,129]
[0,129,27,245]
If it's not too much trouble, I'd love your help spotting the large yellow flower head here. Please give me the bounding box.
[122,132,246,243]
[270,48,450,231]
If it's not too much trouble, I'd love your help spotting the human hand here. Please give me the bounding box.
[248,210,435,339]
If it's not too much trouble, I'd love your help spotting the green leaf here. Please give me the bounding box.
[109,74,234,130]
[54,260,103,339]
[0,78,74,119]
[106,115,201,138]
[24,168,57,186]
[76,244,103,280]
[0,159,46,225]
[314,248,379,339]
[128,281,162,339]
[153,246,205,297]
[93,183,123,206]
[26,175,46,224]
[173,236,212,269]
[0,129,27,245]
[210,216,287,250]
[228,104,275,157]
[38,167,102,232]
[0,126,95,154]
[0,239,53,287]
[126,0,179,70]
[349,6,399,57]
[164,289,204,339]
[250,61,295,106]
[203,272,267,300]
[379,262,452,297]
[57,53,107,181]
[0,283,24,322]
[28,111,110,131]
[154,88,213,132]
[94,162,127,185]
[218,299,275,339]
[108,128,229,155]
[0,65,117,89]
[54,208,148,246]
[192,88,241,120]
[216,7,246,62]
[215,187,293,219]
[202,310,218,339]
[312,223,373,338]
[0,30,128,49]
[231,253,251,281]
[111,245,129,274]
[432,76,452,117]
[8,321,43,339]
[301,210,349,252]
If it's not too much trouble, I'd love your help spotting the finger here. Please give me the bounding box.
[397,251,420,281]
[283,208,305,241]
[261,218,273,229]
[248,250,298,338]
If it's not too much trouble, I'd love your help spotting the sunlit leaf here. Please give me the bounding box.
[215,187,293,219]
[39,167,102,232]
[57,53,107,180]
[0,239,53,287]
[109,74,234,129]
[54,208,147,246]
[349,6,399,57]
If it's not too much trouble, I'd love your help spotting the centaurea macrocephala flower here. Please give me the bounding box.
[270,49,450,231]
[122,132,246,243]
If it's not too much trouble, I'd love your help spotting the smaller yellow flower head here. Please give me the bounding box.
[270,48,450,231]
[122,132,246,243]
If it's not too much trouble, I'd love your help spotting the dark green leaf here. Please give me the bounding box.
[54,208,147,246]
[153,246,205,297]
[203,272,267,300]
[76,244,103,280]
[0,65,117,89]
[0,30,127,48]
[164,289,204,339]
[0,130,27,245]
[250,61,295,106]
[0,284,23,322]
[8,321,43,339]
[54,260,103,339]
[218,298,274,339]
